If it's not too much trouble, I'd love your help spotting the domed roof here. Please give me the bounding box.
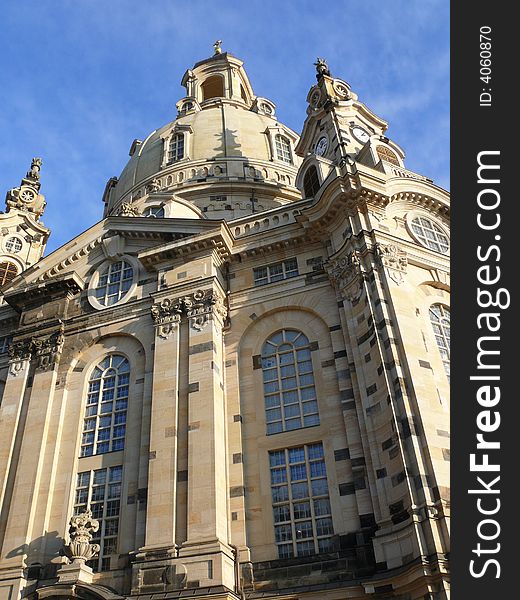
[104,48,302,221]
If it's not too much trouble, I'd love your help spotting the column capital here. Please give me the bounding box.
[325,248,364,303]
[151,297,183,339]
[183,288,227,331]
[7,325,65,374]
[376,242,408,285]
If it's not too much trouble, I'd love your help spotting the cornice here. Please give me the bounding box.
[3,272,84,313]
[138,222,234,268]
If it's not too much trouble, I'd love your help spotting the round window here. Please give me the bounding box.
[92,260,135,307]
[410,216,449,254]
[5,237,23,254]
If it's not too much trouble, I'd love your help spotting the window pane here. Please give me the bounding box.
[273,505,291,523]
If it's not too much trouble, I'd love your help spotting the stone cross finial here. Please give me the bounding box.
[5,157,47,219]
[213,40,223,55]
[26,157,42,182]
[64,510,101,564]
[314,57,331,79]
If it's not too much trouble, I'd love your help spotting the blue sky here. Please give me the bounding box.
[0,0,449,254]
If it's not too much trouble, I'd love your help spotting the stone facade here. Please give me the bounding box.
[0,48,450,600]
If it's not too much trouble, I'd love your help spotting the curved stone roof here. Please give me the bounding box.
[105,51,303,221]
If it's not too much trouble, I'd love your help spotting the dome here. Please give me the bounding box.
[104,49,302,221]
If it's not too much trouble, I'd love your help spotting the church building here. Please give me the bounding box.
[0,44,450,600]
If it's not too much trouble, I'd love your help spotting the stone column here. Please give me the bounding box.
[143,297,183,551]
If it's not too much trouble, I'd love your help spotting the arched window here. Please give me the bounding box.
[303,166,320,198]
[94,260,134,307]
[261,329,319,434]
[376,145,399,165]
[201,75,224,101]
[168,133,185,162]
[410,216,449,254]
[275,134,292,163]
[143,205,165,218]
[429,304,450,380]
[0,261,18,286]
[81,355,130,457]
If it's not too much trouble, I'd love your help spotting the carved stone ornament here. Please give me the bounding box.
[7,327,65,375]
[118,202,140,217]
[64,510,101,564]
[184,289,227,330]
[326,250,364,303]
[151,289,228,334]
[377,243,408,285]
[33,328,65,370]
[333,80,351,100]
[314,57,331,79]
[147,178,162,193]
[151,297,183,339]
[5,157,46,220]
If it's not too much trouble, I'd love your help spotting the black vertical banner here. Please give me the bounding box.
[452,3,515,598]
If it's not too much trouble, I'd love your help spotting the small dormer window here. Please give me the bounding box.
[202,75,224,101]
[303,166,320,198]
[275,135,292,164]
[376,145,399,166]
[168,134,185,162]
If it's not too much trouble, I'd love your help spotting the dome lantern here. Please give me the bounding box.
[179,44,256,109]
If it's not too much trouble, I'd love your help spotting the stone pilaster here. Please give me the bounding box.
[0,340,32,535]
[179,287,235,590]
[143,297,183,550]
[0,327,64,566]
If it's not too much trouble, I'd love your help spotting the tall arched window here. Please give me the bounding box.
[81,355,130,457]
[429,304,450,380]
[275,134,292,164]
[201,75,224,100]
[261,329,319,434]
[0,261,18,286]
[168,133,185,162]
[303,166,320,198]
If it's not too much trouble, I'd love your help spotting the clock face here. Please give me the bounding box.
[315,136,328,156]
[351,126,370,144]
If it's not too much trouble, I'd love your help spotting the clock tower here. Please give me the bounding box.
[0,158,50,288]
[295,58,407,186]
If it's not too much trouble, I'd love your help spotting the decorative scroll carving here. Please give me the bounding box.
[377,243,408,285]
[147,178,161,194]
[151,297,183,339]
[33,327,65,370]
[326,250,364,303]
[7,339,32,377]
[184,289,227,331]
[118,202,139,217]
[64,510,101,564]
[7,326,65,375]
[150,289,228,335]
